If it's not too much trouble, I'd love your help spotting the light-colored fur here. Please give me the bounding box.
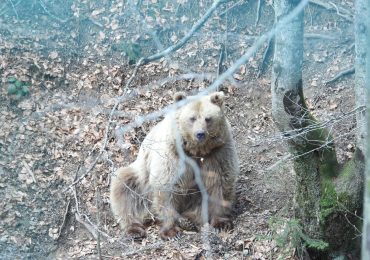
[110,92,239,239]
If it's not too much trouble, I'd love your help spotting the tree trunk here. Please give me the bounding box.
[272,0,362,257]
[361,0,370,257]
[355,0,367,155]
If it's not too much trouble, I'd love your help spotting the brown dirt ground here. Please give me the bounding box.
[0,1,359,259]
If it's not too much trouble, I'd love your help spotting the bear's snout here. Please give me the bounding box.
[195,131,206,141]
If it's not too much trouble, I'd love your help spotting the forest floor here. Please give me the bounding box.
[0,0,360,259]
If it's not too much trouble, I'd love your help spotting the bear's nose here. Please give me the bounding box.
[196,131,206,141]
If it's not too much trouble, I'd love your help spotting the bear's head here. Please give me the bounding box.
[174,92,228,156]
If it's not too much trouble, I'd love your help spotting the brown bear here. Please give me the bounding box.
[110,91,239,240]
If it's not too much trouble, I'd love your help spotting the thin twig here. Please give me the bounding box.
[219,0,244,17]
[0,0,21,17]
[264,120,363,171]
[304,33,336,40]
[254,105,363,152]
[122,242,164,257]
[266,154,291,171]
[22,160,37,183]
[6,0,18,19]
[72,164,81,214]
[342,211,362,236]
[65,154,101,191]
[38,0,69,23]
[94,173,102,259]
[173,120,211,256]
[88,18,104,28]
[325,66,355,85]
[71,166,109,243]
[217,43,226,81]
[255,0,262,26]
[309,0,353,22]
[75,213,97,239]
[142,0,227,64]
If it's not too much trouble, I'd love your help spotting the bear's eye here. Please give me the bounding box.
[190,116,196,122]
[205,117,212,123]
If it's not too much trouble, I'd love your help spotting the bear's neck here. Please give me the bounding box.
[182,137,225,157]
[181,123,229,157]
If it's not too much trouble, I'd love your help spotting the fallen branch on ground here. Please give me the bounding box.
[325,66,355,85]
[309,0,353,22]
[304,33,336,40]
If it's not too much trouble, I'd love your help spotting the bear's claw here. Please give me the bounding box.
[127,223,147,240]
[211,217,233,231]
[159,224,181,240]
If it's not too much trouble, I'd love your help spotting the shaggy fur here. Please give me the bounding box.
[110,92,239,239]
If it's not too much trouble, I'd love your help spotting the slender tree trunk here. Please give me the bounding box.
[272,0,363,257]
[355,0,367,155]
[272,0,333,245]
[362,0,370,257]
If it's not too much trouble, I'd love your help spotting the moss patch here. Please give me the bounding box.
[320,179,352,221]
[320,180,338,220]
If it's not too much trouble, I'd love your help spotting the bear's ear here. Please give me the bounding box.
[173,92,187,102]
[210,92,225,107]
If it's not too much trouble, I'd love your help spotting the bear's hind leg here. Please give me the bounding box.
[110,166,148,239]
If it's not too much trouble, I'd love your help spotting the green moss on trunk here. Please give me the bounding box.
[289,108,362,255]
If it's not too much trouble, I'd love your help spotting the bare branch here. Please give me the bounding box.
[265,120,363,171]
[38,0,69,23]
[172,115,212,256]
[304,33,337,40]
[93,169,102,259]
[142,0,227,64]
[6,0,18,19]
[309,0,353,22]
[75,213,98,239]
[255,0,262,26]
[325,66,355,85]
[114,0,310,139]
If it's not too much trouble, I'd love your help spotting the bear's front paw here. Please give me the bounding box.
[177,217,198,231]
[126,223,147,240]
[159,224,181,240]
[211,217,233,231]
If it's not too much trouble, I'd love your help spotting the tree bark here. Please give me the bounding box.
[355,0,367,155]
[361,0,370,258]
[272,0,362,257]
[273,0,322,242]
